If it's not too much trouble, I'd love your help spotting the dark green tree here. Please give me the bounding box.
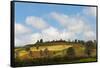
[25,47,30,51]
[78,40,85,45]
[93,40,97,48]
[67,47,75,58]
[44,48,49,57]
[36,40,39,43]
[80,40,85,45]
[78,40,81,43]
[85,40,94,57]
[75,39,77,43]
[40,39,43,43]
[40,50,43,56]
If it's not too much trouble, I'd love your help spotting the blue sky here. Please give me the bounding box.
[15,2,97,46]
[15,2,84,22]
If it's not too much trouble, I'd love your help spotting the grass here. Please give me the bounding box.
[14,42,97,67]
[30,44,72,51]
[78,57,97,62]
[14,57,97,67]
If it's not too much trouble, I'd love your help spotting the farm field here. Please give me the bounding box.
[14,41,97,67]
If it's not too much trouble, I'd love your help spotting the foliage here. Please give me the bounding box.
[40,39,43,43]
[66,47,76,58]
[85,40,95,57]
[75,39,78,43]
[14,39,97,67]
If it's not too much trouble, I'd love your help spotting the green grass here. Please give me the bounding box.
[78,57,97,62]
[14,57,97,67]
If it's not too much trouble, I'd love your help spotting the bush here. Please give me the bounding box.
[67,47,76,58]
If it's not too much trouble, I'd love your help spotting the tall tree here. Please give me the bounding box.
[85,40,94,57]
[40,39,43,43]
[75,39,77,43]
[36,40,39,43]
[44,48,49,57]
[67,47,75,58]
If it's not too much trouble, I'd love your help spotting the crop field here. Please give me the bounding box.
[14,41,97,67]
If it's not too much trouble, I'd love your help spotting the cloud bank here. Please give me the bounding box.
[15,11,96,47]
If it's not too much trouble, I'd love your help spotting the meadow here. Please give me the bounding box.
[14,40,97,67]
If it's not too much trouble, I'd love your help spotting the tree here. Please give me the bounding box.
[85,40,94,57]
[29,50,33,57]
[75,39,77,43]
[44,48,49,57]
[80,40,85,45]
[67,47,75,58]
[78,40,81,43]
[40,50,43,56]
[94,40,97,48]
[36,40,39,43]
[78,40,85,45]
[36,46,39,49]
[25,47,30,51]
[40,39,43,43]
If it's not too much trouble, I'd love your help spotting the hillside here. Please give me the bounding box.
[15,40,87,60]
[14,40,97,67]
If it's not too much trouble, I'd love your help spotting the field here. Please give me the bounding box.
[14,41,97,67]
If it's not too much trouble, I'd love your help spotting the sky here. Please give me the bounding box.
[15,2,97,47]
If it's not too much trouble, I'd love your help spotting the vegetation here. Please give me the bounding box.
[66,47,75,58]
[14,39,97,67]
[85,40,96,57]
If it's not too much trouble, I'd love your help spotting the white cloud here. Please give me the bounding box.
[83,26,96,40]
[31,33,42,44]
[61,31,75,40]
[15,23,32,46]
[15,33,34,47]
[15,12,96,46]
[26,16,49,30]
[51,12,85,33]
[31,27,76,44]
[30,27,61,44]
[15,23,31,35]
[41,27,61,41]
[83,7,96,17]
[51,12,69,27]
[50,12,96,41]
[84,30,96,40]
[15,38,22,47]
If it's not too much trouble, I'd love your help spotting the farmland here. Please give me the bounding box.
[14,40,97,67]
